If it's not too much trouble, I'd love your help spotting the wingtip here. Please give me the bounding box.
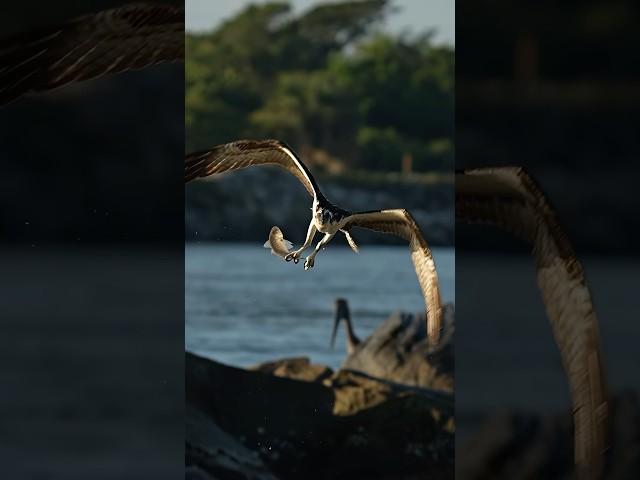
[426,305,445,346]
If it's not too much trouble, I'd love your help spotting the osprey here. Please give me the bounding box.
[456,167,608,478]
[185,139,444,345]
[0,3,183,105]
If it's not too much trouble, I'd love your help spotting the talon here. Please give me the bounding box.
[285,255,292,262]
[294,257,299,264]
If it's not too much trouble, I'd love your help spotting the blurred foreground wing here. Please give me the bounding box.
[343,209,444,345]
[263,226,293,259]
[0,3,184,105]
[456,166,608,477]
[185,139,321,198]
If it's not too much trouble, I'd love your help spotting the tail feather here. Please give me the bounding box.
[342,230,359,253]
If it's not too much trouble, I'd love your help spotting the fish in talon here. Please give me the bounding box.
[263,226,293,259]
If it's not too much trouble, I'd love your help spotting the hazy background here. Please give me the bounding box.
[0,0,184,244]
[0,2,184,478]
[457,0,640,254]
[455,1,640,474]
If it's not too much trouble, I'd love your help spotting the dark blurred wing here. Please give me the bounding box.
[343,209,444,345]
[185,139,321,199]
[0,3,184,105]
[456,167,608,476]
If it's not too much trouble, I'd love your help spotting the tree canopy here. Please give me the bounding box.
[186,0,454,173]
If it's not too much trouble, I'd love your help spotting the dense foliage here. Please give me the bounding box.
[186,1,454,173]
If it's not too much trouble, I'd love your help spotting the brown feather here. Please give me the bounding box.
[0,4,184,105]
[456,167,608,478]
[343,209,444,345]
[184,139,320,198]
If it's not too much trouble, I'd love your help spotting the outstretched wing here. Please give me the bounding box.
[342,209,444,345]
[0,3,184,105]
[185,139,321,199]
[456,166,608,477]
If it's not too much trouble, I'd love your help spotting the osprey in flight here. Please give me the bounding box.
[185,139,445,345]
[0,3,183,105]
[457,167,608,479]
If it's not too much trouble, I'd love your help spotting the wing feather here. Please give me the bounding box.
[456,166,608,477]
[0,4,184,105]
[343,209,444,345]
[185,139,321,199]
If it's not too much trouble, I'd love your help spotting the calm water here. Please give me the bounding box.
[186,243,454,369]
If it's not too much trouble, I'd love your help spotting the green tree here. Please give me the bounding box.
[186,1,454,172]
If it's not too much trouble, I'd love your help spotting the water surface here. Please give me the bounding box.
[186,243,454,369]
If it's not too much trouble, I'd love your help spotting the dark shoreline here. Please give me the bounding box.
[186,352,454,479]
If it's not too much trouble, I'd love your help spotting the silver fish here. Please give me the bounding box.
[263,226,293,259]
